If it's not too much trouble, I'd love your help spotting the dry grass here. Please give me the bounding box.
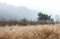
[0,24,60,39]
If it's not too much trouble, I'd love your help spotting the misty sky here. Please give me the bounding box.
[0,0,60,21]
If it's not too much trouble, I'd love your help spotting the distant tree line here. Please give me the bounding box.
[0,12,57,26]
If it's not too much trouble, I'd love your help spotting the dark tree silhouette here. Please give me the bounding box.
[38,12,54,24]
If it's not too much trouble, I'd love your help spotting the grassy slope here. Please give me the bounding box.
[0,24,60,39]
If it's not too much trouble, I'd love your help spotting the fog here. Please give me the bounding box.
[0,3,38,21]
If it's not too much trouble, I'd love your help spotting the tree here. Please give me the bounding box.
[21,18,28,22]
[20,18,29,26]
[38,12,53,23]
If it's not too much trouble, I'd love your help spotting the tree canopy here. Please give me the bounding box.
[38,12,53,22]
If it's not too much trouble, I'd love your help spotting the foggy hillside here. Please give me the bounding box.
[0,3,38,21]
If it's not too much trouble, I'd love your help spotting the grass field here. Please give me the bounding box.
[0,24,60,39]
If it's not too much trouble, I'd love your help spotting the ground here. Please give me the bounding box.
[0,24,60,39]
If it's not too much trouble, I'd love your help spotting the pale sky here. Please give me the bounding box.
[0,0,60,14]
[0,0,60,20]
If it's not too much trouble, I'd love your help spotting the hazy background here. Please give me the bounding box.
[0,3,38,21]
[0,0,60,21]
